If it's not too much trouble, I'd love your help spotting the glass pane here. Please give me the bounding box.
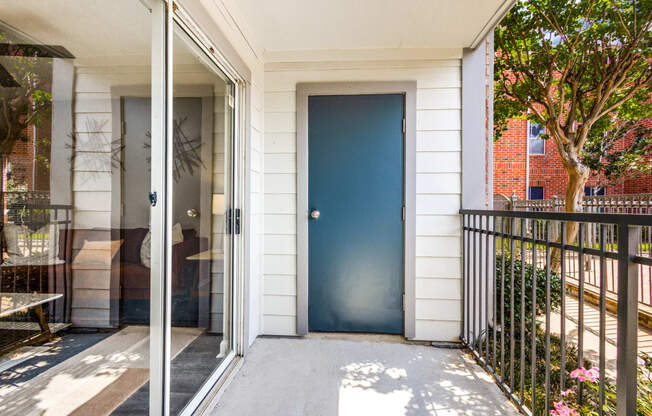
[0,1,157,414]
[528,121,545,139]
[169,24,234,414]
[528,138,545,155]
[529,186,544,200]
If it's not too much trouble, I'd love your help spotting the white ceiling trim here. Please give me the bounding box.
[469,0,516,49]
[263,48,463,64]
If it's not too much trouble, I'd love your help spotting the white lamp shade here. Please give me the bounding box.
[212,194,225,214]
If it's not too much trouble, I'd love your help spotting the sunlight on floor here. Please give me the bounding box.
[0,326,201,416]
[211,336,521,416]
[338,361,413,416]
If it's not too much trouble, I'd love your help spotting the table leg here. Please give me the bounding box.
[31,304,52,337]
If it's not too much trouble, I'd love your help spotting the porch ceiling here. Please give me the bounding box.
[231,0,514,55]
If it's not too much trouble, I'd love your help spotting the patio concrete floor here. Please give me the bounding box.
[209,334,520,416]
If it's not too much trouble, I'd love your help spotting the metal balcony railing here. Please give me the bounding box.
[511,193,652,214]
[460,209,652,416]
[509,194,652,308]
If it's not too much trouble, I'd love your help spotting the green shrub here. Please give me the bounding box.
[478,254,651,415]
[495,254,563,335]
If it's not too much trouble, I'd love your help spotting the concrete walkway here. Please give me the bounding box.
[209,334,520,416]
[549,296,652,378]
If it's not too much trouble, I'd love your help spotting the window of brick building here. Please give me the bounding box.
[527,121,546,155]
[529,186,544,200]
[585,186,605,196]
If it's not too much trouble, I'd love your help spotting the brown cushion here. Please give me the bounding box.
[121,228,149,264]
[121,263,150,290]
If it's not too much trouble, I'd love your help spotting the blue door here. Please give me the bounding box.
[308,94,404,334]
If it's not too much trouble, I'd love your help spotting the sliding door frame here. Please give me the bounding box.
[149,1,249,415]
[149,1,170,415]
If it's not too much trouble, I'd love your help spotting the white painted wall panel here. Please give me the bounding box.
[265,91,295,112]
[264,154,296,173]
[416,88,461,110]
[416,152,461,173]
[417,131,461,151]
[264,214,296,234]
[416,236,462,258]
[416,194,460,215]
[265,133,296,153]
[264,173,296,194]
[74,192,112,211]
[264,295,297,315]
[415,320,461,341]
[416,173,461,194]
[262,58,463,340]
[264,194,296,214]
[416,299,462,321]
[264,275,297,296]
[73,210,111,229]
[263,235,297,255]
[263,315,296,335]
[264,254,297,275]
[415,215,461,236]
[416,278,461,300]
[416,257,462,279]
[265,112,296,133]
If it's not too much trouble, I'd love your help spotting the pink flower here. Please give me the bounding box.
[570,367,586,382]
[560,389,574,397]
[552,401,580,416]
[569,367,599,383]
[638,357,646,366]
[585,367,599,383]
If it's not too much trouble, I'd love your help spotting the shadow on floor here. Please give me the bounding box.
[113,333,222,415]
[211,335,520,416]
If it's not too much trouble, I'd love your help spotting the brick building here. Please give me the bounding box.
[494,118,652,200]
[2,122,51,192]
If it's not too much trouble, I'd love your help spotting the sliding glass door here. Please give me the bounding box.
[0,1,156,414]
[0,2,241,415]
[167,23,236,415]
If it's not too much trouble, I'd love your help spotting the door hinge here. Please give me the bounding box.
[402,118,406,134]
[228,94,234,109]
[402,205,406,221]
[402,294,405,311]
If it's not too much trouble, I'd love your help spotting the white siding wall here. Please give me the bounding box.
[249,79,265,344]
[263,59,463,340]
[70,67,149,327]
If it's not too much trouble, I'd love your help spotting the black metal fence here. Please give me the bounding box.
[460,209,652,416]
[510,194,652,308]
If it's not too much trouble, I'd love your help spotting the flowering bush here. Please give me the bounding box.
[553,354,652,416]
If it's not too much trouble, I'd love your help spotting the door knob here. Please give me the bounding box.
[310,210,320,219]
[187,208,199,218]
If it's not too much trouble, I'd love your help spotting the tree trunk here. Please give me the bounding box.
[550,158,590,271]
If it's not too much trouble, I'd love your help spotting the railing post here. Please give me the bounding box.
[616,223,639,415]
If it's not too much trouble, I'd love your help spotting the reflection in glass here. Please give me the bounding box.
[168,24,235,415]
[0,1,154,414]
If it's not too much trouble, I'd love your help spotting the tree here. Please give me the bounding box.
[0,28,53,191]
[494,0,652,266]
[583,118,652,191]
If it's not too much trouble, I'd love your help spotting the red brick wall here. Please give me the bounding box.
[494,118,528,199]
[494,120,648,199]
[4,121,51,191]
[8,139,36,190]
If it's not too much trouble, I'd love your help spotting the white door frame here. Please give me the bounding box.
[295,82,417,339]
